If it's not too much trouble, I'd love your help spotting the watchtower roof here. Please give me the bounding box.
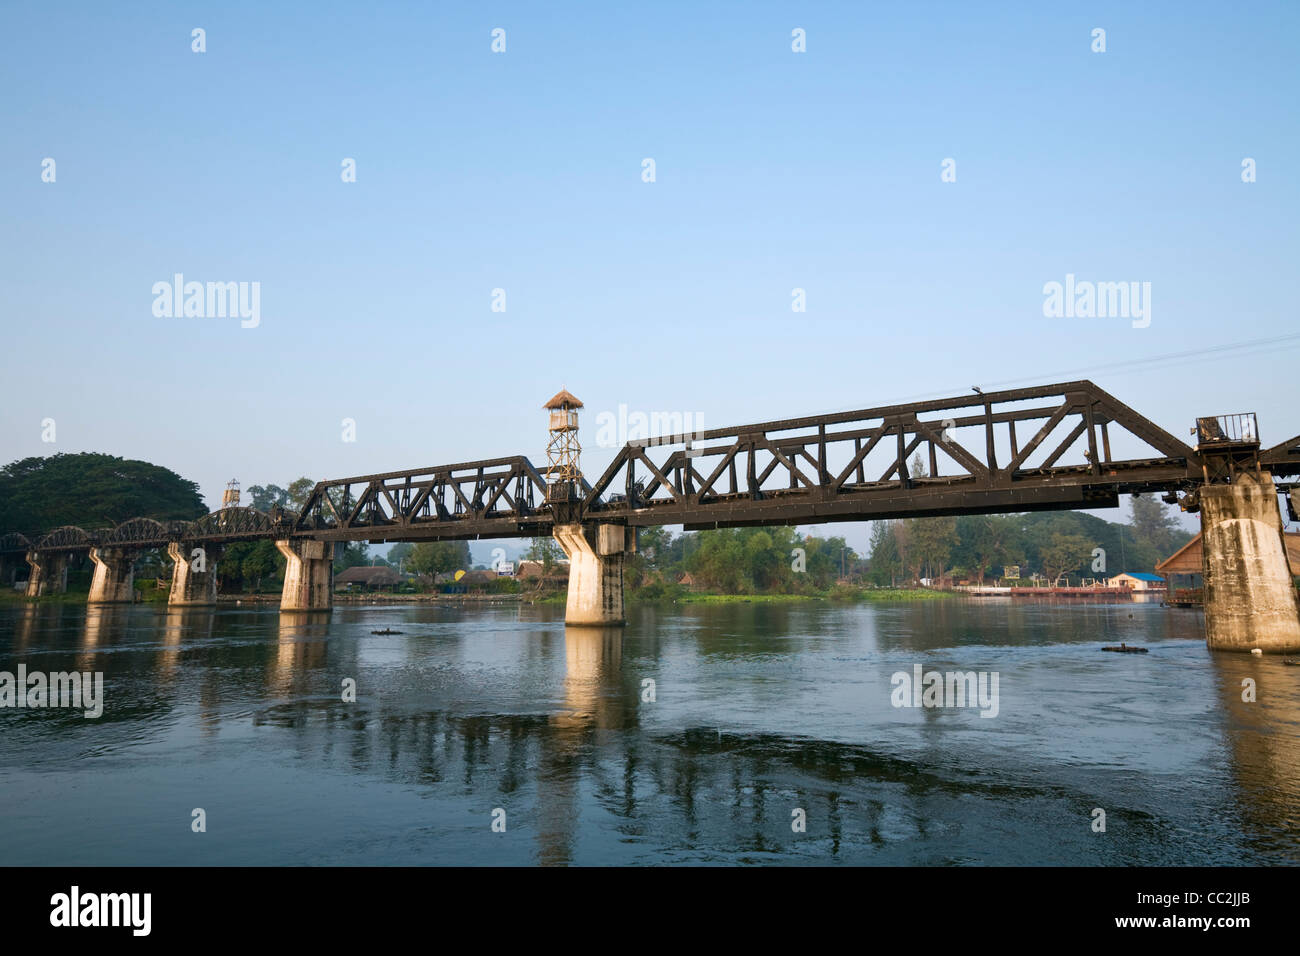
[543,389,584,410]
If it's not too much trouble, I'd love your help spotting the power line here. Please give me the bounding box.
[817,332,1300,412]
[971,331,1300,395]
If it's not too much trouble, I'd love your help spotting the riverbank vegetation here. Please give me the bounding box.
[613,489,1191,601]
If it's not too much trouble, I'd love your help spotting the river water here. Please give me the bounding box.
[1,599,1296,865]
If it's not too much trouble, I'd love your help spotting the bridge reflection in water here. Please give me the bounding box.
[1,602,1298,865]
[1208,653,1300,858]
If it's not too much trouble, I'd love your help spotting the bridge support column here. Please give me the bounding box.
[553,523,633,626]
[167,541,223,606]
[1201,470,1300,653]
[276,539,333,612]
[25,551,68,597]
[88,547,135,604]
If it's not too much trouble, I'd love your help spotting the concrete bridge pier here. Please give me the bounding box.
[25,551,68,597]
[553,523,635,626]
[88,547,136,604]
[1201,469,1300,653]
[167,541,223,606]
[276,539,333,611]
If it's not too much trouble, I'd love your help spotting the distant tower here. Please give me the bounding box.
[544,389,583,502]
[222,479,240,508]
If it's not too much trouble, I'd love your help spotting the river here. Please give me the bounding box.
[1,599,1296,865]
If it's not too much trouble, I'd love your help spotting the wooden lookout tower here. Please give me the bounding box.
[544,389,583,504]
[221,479,241,508]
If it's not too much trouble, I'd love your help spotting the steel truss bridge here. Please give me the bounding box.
[5,380,1299,557]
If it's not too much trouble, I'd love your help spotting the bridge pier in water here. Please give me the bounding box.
[553,523,634,626]
[167,541,223,606]
[25,551,68,597]
[87,547,135,603]
[1200,470,1300,653]
[276,539,333,611]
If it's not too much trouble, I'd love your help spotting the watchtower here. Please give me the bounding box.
[221,479,241,508]
[544,389,584,506]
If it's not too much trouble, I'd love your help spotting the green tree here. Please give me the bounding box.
[684,526,805,594]
[245,484,288,512]
[1040,532,1094,585]
[907,516,958,581]
[868,521,902,585]
[217,539,285,592]
[241,540,282,591]
[286,478,315,512]
[334,542,370,571]
[893,519,913,582]
[743,527,793,591]
[801,533,856,587]
[218,542,254,591]
[410,540,472,577]
[0,453,206,532]
[954,515,1024,584]
[638,527,675,569]
[525,537,564,576]
[623,527,673,590]
[1130,495,1180,559]
[1008,509,1191,578]
[690,528,747,593]
[387,542,415,568]
[910,451,927,479]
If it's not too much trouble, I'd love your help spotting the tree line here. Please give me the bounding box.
[618,493,1190,595]
[864,494,1188,586]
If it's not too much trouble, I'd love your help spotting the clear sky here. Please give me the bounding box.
[3,2,1297,555]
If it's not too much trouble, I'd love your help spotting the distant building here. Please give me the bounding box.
[1157,531,1300,580]
[515,560,569,582]
[335,566,403,591]
[432,568,498,592]
[1110,572,1166,591]
[1156,531,1300,605]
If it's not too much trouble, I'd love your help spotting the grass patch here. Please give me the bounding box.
[0,588,91,605]
[631,586,951,605]
[669,592,824,605]
[851,588,950,602]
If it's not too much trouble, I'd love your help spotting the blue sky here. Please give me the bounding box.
[3,1,1297,554]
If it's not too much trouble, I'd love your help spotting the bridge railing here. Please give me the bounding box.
[1196,413,1259,446]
